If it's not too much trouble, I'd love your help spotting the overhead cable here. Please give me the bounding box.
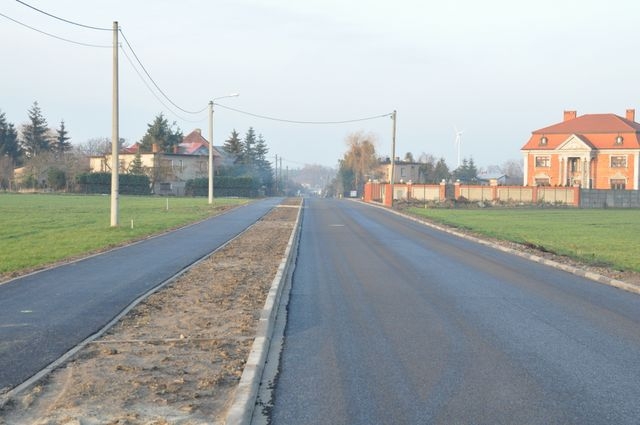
[14,0,111,31]
[118,29,208,115]
[0,12,110,48]
[120,47,205,124]
[214,103,393,125]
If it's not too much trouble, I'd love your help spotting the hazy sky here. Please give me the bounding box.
[2,0,639,170]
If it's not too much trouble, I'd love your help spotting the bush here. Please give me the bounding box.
[76,172,151,195]
[47,168,66,191]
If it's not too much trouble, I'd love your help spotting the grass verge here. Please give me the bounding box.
[407,207,640,273]
[0,193,249,277]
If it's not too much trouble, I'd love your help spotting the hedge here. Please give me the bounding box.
[76,172,151,195]
[185,176,261,197]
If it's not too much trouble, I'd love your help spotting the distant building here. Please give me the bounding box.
[89,129,229,195]
[521,109,640,189]
[379,158,423,183]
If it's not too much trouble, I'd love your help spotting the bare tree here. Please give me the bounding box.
[341,131,379,193]
[76,137,126,157]
[502,159,524,185]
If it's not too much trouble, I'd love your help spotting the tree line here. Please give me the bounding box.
[1,102,75,190]
[0,104,277,195]
[0,101,72,165]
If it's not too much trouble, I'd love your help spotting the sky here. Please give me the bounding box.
[2,0,640,170]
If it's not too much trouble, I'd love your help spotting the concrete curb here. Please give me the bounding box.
[224,201,303,425]
[362,200,640,296]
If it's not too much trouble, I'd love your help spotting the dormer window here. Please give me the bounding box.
[539,136,548,146]
[615,135,624,145]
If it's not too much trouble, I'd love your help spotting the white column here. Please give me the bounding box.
[583,157,588,188]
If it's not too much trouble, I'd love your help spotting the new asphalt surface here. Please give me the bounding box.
[270,198,640,425]
[0,198,282,393]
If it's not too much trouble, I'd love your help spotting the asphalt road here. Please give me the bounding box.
[270,198,640,425]
[0,197,282,393]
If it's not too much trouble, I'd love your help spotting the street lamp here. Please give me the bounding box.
[208,93,239,204]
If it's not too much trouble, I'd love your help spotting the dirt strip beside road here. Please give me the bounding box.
[0,198,301,425]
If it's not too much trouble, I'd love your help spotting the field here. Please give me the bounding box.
[0,193,249,277]
[407,207,640,273]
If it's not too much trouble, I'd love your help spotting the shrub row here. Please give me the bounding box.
[185,177,261,197]
[76,172,151,195]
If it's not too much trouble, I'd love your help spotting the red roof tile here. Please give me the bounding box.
[179,129,212,155]
[533,114,640,134]
[522,113,640,150]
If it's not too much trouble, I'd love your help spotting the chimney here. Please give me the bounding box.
[173,145,179,154]
[195,128,201,134]
[626,109,635,122]
[152,143,160,153]
[563,110,577,122]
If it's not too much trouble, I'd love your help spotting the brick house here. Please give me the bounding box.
[521,109,640,189]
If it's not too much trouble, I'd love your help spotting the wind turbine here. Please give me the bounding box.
[454,126,464,168]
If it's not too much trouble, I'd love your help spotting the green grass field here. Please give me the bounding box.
[0,193,249,276]
[407,207,640,273]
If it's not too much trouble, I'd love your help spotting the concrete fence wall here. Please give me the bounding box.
[363,182,583,207]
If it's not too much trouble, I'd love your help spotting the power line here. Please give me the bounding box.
[0,12,110,48]
[14,0,111,31]
[118,29,208,115]
[120,47,206,124]
[214,103,393,125]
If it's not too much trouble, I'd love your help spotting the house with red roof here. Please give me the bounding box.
[89,129,230,195]
[521,109,640,189]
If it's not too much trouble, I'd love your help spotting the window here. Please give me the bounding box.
[611,155,627,168]
[610,179,626,190]
[615,135,624,145]
[539,136,548,146]
[535,156,550,168]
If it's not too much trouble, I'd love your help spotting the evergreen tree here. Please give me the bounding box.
[129,152,145,175]
[21,101,51,158]
[139,113,183,152]
[53,120,72,155]
[242,127,257,166]
[433,158,451,182]
[0,110,22,165]
[254,133,269,165]
[254,133,274,190]
[452,157,478,182]
[222,129,244,164]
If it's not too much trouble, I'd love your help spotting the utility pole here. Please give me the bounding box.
[389,110,397,208]
[208,100,214,204]
[280,157,283,195]
[110,21,119,227]
[274,154,278,194]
